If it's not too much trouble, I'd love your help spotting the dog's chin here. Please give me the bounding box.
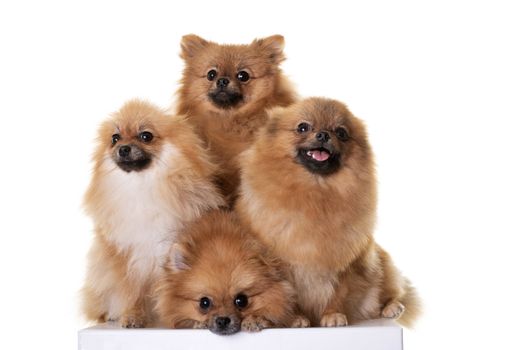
[296,146,341,176]
[209,326,240,335]
[115,157,152,173]
[208,322,241,336]
[208,90,243,109]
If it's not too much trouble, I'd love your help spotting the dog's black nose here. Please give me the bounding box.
[119,145,131,157]
[316,131,330,142]
[215,316,231,329]
[217,78,230,88]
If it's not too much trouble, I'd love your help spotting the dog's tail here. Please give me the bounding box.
[397,278,422,328]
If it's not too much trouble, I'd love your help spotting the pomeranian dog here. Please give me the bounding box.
[155,210,301,334]
[177,34,297,203]
[82,99,225,327]
[236,97,421,327]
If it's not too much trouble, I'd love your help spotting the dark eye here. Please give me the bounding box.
[234,294,248,309]
[112,134,121,145]
[199,297,211,311]
[207,70,217,81]
[139,131,153,143]
[236,71,250,82]
[297,122,311,134]
[335,127,349,141]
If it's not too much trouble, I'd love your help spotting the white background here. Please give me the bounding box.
[1,0,509,349]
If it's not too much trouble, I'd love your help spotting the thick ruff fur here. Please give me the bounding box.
[82,100,225,327]
[177,34,297,203]
[236,98,421,327]
[155,211,301,334]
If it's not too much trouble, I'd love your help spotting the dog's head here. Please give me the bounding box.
[95,100,172,173]
[261,98,372,177]
[179,34,287,115]
[156,212,296,335]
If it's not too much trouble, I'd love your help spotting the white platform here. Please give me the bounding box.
[78,319,402,350]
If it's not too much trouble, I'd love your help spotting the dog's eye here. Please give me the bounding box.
[207,70,217,81]
[199,297,212,311]
[111,134,121,145]
[233,294,248,309]
[139,131,153,143]
[335,127,349,141]
[236,71,250,82]
[297,122,311,134]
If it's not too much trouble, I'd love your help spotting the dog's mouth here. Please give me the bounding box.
[208,90,243,109]
[115,157,152,172]
[113,144,152,173]
[304,147,331,162]
[296,145,341,175]
[209,326,240,336]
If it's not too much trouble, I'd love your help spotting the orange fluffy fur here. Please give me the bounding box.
[82,99,224,327]
[155,211,301,333]
[236,97,421,327]
[177,34,297,203]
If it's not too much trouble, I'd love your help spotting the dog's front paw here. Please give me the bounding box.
[191,320,208,329]
[320,312,348,327]
[174,319,208,329]
[120,314,146,328]
[381,300,405,319]
[241,315,271,332]
[291,315,311,328]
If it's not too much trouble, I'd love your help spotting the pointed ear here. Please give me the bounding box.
[252,35,285,64]
[180,34,209,60]
[168,243,190,271]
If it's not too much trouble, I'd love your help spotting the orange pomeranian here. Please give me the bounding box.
[236,97,421,327]
[82,99,225,327]
[177,34,297,203]
[155,211,302,335]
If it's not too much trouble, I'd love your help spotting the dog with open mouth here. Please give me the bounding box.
[155,211,302,334]
[176,34,297,204]
[237,97,421,327]
[81,99,225,328]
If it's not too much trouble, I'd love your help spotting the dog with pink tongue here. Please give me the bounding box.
[236,97,421,328]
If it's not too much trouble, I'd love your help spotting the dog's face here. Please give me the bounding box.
[157,212,295,335]
[97,100,170,173]
[178,257,263,335]
[179,34,286,114]
[171,240,284,335]
[263,98,371,177]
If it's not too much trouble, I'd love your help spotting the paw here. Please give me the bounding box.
[381,301,405,319]
[174,319,208,329]
[320,312,348,327]
[241,315,271,332]
[120,314,146,328]
[191,320,208,329]
[291,315,311,328]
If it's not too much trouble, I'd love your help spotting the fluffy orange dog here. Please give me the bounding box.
[177,34,297,202]
[82,100,224,327]
[155,211,300,334]
[237,97,421,327]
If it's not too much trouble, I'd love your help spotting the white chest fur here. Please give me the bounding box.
[97,144,182,281]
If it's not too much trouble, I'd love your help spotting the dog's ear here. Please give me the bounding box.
[180,34,209,60]
[168,243,190,271]
[251,35,286,64]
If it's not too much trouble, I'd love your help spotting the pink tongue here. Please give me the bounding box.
[310,150,330,161]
